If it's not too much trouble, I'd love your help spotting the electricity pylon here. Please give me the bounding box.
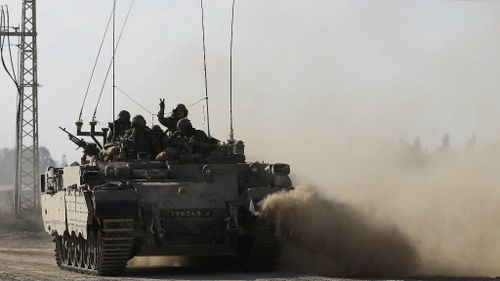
[0,0,39,216]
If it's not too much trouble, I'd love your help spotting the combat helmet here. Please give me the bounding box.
[174,104,189,118]
[131,115,147,127]
[117,110,131,121]
[177,118,193,131]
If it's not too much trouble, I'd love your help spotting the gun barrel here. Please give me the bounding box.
[58,126,100,157]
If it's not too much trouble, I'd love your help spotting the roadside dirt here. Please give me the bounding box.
[0,230,497,281]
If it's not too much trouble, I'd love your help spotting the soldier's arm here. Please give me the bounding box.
[157,107,165,122]
[157,98,170,127]
[106,122,114,143]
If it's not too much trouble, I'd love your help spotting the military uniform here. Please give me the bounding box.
[102,110,131,160]
[156,118,215,163]
[123,128,155,159]
[151,125,165,153]
[108,120,132,143]
[122,115,156,160]
[107,110,132,143]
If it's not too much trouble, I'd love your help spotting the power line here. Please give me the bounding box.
[0,6,20,93]
[116,86,206,121]
[5,7,18,85]
[115,86,154,115]
[78,5,114,121]
[187,97,205,108]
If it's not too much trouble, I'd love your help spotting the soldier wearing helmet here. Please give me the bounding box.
[151,125,165,153]
[177,119,214,158]
[121,115,156,160]
[107,110,132,143]
[151,125,164,141]
[102,110,132,160]
[157,99,189,136]
[156,118,213,162]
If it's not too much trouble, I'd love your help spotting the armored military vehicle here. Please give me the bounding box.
[40,121,293,275]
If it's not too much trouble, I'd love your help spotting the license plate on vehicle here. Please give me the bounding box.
[169,209,213,218]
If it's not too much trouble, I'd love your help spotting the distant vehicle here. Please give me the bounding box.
[40,121,294,275]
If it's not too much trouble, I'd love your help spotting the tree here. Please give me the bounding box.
[39,147,57,174]
[0,147,56,185]
[60,154,68,167]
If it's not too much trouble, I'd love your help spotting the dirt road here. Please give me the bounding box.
[0,230,337,281]
[0,231,496,281]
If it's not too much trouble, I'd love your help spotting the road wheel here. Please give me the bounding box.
[61,232,71,265]
[69,233,78,266]
[86,231,98,269]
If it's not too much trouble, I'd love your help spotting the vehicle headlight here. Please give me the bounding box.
[202,165,214,179]
[270,163,290,176]
[249,163,260,174]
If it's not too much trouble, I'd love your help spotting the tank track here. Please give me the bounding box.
[54,219,135,276]
[241,219,282,271]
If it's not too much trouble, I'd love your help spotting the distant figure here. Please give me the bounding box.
[412,137,421,151]
[107,110,131,143]
[441,133,451,150]
[157,99,188,136]
[432,133,455,162]
[466,135,477,153]
[400,136,427,169]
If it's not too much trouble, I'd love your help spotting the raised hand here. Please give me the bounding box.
[159,98,165,110]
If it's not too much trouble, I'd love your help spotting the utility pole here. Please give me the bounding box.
[0,0,39,216]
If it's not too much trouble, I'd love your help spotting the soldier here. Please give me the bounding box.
[175,118,210,151]
[176,118,217,162]
[432,133,455,162]
[466,134,477,153]
[157,98,188,135]
[107,110,132,143]
[151,125,165,154]
[151,125,164,142]
[441,133,451,149]
[156,118,214,162]
[102,110,131,160]
[121,115,156,160]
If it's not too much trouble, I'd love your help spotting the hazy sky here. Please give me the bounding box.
[1,0,500,162]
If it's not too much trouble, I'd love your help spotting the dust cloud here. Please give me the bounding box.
[258,139,500,278]
[201,7,500,277]
[0,190,43,232]
[261,185,419,277]
[128,256,188,268]
[0,209,44,233]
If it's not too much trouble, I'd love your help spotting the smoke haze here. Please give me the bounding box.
[258,141,500,277]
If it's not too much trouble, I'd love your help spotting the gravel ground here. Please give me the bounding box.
[0,231,498,281]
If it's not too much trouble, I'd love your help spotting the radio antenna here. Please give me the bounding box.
[112,0,117,140]
[229,0,236,143]
[200,0,211,137]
